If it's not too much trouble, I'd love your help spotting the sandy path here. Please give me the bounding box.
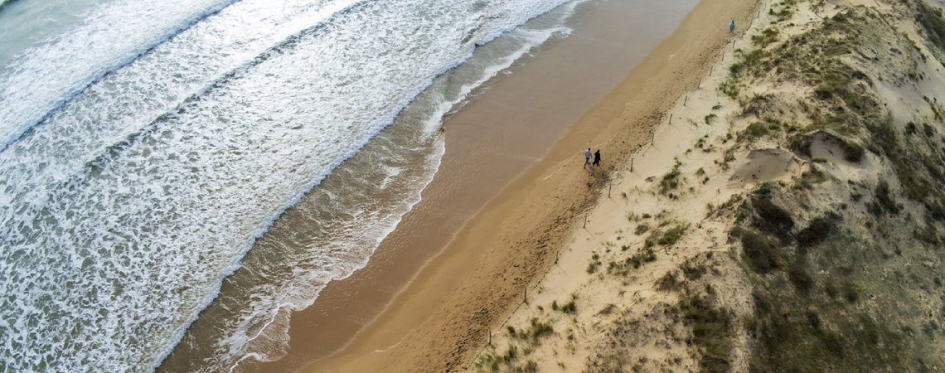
[300,0,760,371]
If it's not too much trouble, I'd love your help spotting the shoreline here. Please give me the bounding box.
[244,1,706,372]
[249,0,760,371]
[294,0,762,370]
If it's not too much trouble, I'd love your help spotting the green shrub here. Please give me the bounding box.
[788,263,815,294]
[705,113,718,125]
[560,297,577,314]
[842,282,860,303]
[744,122,769,140]
[680,294,734,373]
[527,318,554,342]
[656,272,680,292]
[658,222,690,246]
[872,181,900,216]
[796,213,841,250]
[916,0,945,51]
[660,159,684,194]
[752,198,795,242]
[682,260,708,281]
[733,227,781,273]
[752,28,780,48]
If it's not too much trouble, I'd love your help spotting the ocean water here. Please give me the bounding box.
[0,0,578,372]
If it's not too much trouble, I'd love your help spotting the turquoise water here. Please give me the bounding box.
[0,0,114,69]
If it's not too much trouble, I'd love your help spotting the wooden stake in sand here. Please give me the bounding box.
[684,95,689,107]
[583,213,588,229]
[608,182,612,198]
[630,157,634,173]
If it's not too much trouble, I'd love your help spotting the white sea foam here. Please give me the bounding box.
[0,0,243,150]
[199,6,582,372]
[0,0,578,372]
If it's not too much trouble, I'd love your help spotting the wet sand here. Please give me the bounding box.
[243,0,756,371]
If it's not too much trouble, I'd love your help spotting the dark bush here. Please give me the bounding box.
[752,198,795,241]
[825,281,839,298]
[806,309,822,330]
[656,272,680,292]
[658,223,690,246]
[796,213,841,249]
[682,260,708,281]
[680,294,733,373]
[873,181,900,215]
[917,0,945,51]
[754,182,775,199]
[841,141,865,163]
[734,227,781,273]
[906,122,918,136]
[923,123,936,137]
[842,282,860,303]
[868,119,898,155]
[791,135,814,158]
[744,122,770,140]
[788,263,816,294]
[823,331,845,357]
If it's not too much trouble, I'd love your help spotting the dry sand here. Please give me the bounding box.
[280,0,764,371]
[243,2,703,372]
[469,0,945,370]
[467,2,793,369]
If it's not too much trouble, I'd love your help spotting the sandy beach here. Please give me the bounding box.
[10,0,942,370]
[237,0,764,372]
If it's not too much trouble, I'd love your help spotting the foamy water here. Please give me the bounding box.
[0,0,578,372]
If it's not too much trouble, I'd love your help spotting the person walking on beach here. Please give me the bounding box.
[584,148,592,168]
[593,149,601,167]
[729,20,736,35]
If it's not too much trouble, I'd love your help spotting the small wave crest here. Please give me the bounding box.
[172,3,583,372]
[0,0,240,151]
[0,1,580,372]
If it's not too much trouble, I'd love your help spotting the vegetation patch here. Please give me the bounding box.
[660,159,684,195]
[656,271,681,292]
[657,221,691,246]
[608,247,657,276]
[916,0,945,52]
[719,6,945,373]
[750,196,795,242]
[680,293,734,373]
[732,227,781,274]
[795,213,841,252]
[752,27,780,48]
